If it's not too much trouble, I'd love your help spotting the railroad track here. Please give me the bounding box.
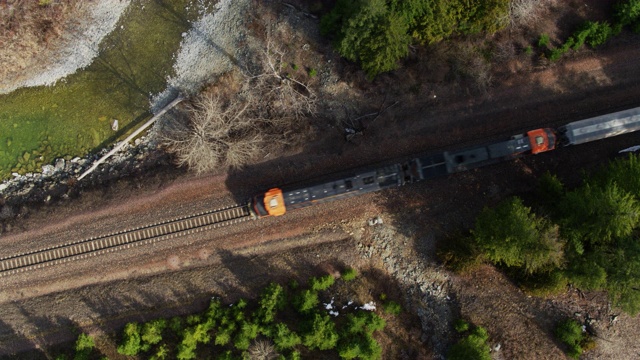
[0,204,252,277]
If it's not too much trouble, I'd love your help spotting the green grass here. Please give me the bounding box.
[0,0,203,179]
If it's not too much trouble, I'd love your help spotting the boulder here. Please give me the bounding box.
[54,158,66,172]
[42,164,55,176]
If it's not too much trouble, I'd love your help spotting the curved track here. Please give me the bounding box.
[0,204,252,276]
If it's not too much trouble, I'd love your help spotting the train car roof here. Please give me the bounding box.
[487,138,531,158]
[561,107,640,145]
[444,146,490,173]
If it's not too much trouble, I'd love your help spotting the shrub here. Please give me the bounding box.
[308,68,317,77]
[555,318,587,359]
[571,21,614,50]
[337,333,382,360]
[289,279,299,290]
[383,300,402,316]
[117,322,142,356]
[310,275,335,291]
[341,267,358,281]
[537,33,550,48]
[614,0,640,27]
[217,350,235,360]
[454,319,470,333]
[586,22,614,47]
[177,320,215,360]
[74,333,95,360]
[215,327,233,347]
[548,48,564,62]
[342,311,386,336]
[141,319,167,351]
[151,344,169,360]
[170,317,184,333]
[294,290,319,313]
[447,326,491,360]
[520,269,568,297]
[206,298,224,321]
[255,283,286,324]
[233,321,259,350]
[186,314,202,325]
[272,323,302,350]
[524,45,533,55]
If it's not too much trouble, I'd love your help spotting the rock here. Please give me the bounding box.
[0,183,7,192]
[71,157,82,163]
[42,164,56,176]
[12,173,20,178]
[54,158,66,172]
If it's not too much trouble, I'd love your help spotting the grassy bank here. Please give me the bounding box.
[0,0,203,179]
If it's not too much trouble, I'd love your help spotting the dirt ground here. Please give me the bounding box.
[1,0,640,359]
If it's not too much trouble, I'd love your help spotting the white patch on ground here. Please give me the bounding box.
[150,0,250,111]
[324,298,334,310]
[360,301,376,311]
[0,0,131,94]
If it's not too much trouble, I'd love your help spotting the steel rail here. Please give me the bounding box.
[0,204,252,276]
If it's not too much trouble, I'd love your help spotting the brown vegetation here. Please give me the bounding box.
[509,0,555,28]
[0,0,82,83]
[161,34,316,174]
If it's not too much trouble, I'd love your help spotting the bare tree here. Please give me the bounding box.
[247,339,279,360]
[493,41,516,63]
[451,43,493,93]
[251,37,317,121]
[509,0,552,28]
[160,32,316,174]
[161,93,262,173]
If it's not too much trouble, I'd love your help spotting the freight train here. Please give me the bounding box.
[250,107,640,218]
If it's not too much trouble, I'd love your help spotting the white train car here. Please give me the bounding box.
[559,107,640,146]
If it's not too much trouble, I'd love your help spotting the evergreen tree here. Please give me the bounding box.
[117,322,142,356]
[473,197,564,274]
[301,313,339,350]
[321,0,411,79]
[293,290,319,313]
[255,283,286,325]
[141,319,167,351]
[272,323,302,350]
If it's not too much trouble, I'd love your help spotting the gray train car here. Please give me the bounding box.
[559,107,640,146]
[281,165,403,211]
[443,136,533,173]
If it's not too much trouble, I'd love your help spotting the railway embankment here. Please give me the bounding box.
[0,137,168,226]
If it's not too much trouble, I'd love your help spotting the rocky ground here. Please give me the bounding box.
[1,0,640,359]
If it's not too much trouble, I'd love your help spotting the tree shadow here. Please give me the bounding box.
[0,318,42,359]
[0,306,78,360]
